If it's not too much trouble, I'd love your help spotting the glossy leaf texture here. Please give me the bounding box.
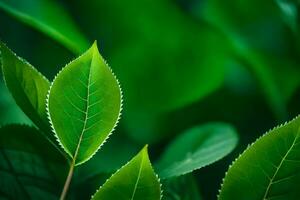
[91,146,161,200]
[0,0,89,54]
[219,115,300,200]
[156,123,238,179]
[163,174,202,200]
[0,42,60,146]
[47,42,122,165]
[0,124,67,199]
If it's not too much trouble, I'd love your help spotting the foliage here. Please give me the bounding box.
[1,0,300,199]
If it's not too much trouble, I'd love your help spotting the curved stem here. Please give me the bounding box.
[60,159,75,200]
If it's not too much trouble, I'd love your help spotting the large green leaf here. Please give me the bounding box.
[0,0,89,54]
[156,123,238,179]
[91,146,161,200]
[0,41,61,149]
[0,124,67,199]
[163,174,202,200]
[219,115,300,200]
[47,42,122,165]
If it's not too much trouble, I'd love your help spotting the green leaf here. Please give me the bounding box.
[0,41,49,128]
[91,145,161,200]
[162,174,202,200]
[156,123,238,179]
[0,0,89,54]
[0,124,67,199]
[219,115,300,200]
[0,42,61,149]
[47,42,122,165]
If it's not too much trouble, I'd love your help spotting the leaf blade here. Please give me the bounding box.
[219,116,300,200]
[91,146,161,200]
[47,42,122,165]
[156,123,238,179]
[1,42,49,125]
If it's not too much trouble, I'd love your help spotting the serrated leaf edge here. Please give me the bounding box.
[91,146,162,200]
[217,115,300,199]
[46,42,123,165]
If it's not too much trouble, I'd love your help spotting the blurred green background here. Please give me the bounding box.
[1,0,300,199]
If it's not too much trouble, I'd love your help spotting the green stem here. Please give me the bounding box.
[60,159,75,200]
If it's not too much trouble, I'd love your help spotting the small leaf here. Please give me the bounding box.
[0,42,59,147]
[219,116,300,200]
[91,146,161,200]
[0,0,89,54]
[156,123,238,179]
[47,41,122,165]
[0,124,67,199]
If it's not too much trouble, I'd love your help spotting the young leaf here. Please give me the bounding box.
[156,123,238,179]
[0,124,67,199]
[0,0,89,54]
[91,146,161,200]
[0,42,61,149]
[47,42,122,165]
[219,116,300,200]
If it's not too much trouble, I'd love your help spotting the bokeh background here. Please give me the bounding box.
[1,0,300,199]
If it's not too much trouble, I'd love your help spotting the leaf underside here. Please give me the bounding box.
[156,123,238,179]
[91,146,161,200]
[48,42,122,165]
[219,115,300,200]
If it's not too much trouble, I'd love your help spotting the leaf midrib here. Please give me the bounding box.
[262,130,300,200]
[72,53,94,163]
[130,154,145,200]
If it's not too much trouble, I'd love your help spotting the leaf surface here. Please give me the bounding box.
[0,0,89,53]
[47,42,122,165]
[91,146,161,200]
[0,124,67,199]
[219,116,300,200]
[156,123,238,179]
[0,42,61,148]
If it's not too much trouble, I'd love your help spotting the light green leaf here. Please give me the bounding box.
[91,146,161,200]
[47,42,122,165]
[0,124,67,199]
[0,42,61,149]
[219,115,300,200]
[163,174,202,200]
[0,0,89,54]
[156,123,238,179]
